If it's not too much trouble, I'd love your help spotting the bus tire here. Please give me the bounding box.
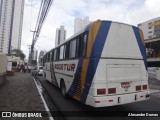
[60,80,67,98]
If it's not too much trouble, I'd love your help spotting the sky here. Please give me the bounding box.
[21,0,160,60]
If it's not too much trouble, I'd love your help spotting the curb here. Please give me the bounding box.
[33,76,54,120]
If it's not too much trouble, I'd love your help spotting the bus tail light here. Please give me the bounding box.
[97,89,106,95]
[108,88,116,94]
[95,101,100,103]
[136,85,141,91]
[142,85,147,90]
[109,100,113,102]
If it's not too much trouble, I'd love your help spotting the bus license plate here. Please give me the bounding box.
[121,82,131,88]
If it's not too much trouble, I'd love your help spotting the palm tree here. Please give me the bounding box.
[12,49,26,60]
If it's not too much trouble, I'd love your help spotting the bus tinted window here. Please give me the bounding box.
[64,43,69,59]
[57,47,60,60]
[76,37,81,57]
[76,33,87,58]
[64,45,66,59]
[51,50,54,61]
[81,34,87,57]
[45,55,47,62]
[54,49,57,61]
[69,39,76,58]
[59,45,64,60]
[48,53,50,62]
[50,52,52,61]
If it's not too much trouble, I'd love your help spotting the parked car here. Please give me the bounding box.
[37,66,43,76]
[31,66,43,76]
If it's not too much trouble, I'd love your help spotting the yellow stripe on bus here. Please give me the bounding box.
[73,21,102,101]
[139,29,145,45]
[86,20,101,58]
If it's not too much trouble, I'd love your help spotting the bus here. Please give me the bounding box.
[42,20,150,107]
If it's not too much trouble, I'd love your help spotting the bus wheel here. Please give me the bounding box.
[60,80,67,98]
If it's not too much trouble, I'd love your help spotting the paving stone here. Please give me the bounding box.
[0,72,49,120]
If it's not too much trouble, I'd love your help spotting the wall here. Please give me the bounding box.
[0,54,7,85]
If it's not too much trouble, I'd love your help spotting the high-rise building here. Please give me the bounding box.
[138,17,160,40]
[55,25,66,47]
[38,50,45,65]
[33,49,38,61]
[138,17,160,66]
[74,16,90,34]
[38,50,45,59]
[0,0,24,54]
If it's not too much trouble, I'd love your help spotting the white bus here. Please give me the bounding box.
[42,20,150,107]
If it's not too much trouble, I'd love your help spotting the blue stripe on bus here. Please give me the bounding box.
[80,21,112,103]
[67,59,84,97]
[132,26,147,70]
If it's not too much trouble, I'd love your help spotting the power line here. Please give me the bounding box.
[33,0,54,46]
[29,0,54,64]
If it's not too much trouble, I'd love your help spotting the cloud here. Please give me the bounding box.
[21,0,160,60]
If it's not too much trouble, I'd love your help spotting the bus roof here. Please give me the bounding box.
[44,20,139,55]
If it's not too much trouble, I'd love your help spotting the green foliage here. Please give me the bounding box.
[12,49,26,60]
[31,60,37,65]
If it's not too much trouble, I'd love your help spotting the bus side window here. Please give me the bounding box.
[57,47,60,60]
[46,55,47,62]
[46,54,47,62]
[69,39,77,59]
[48,53,50,62]
[59,45,64,60]
[46,54,48,62]
[63,45,66,59]
[51,50,54,61]
[81,33,87,57]
[76,37,79,58]
[54,49,57,61]
[50,52,52,61]
[76,36,82,58]
[64,43,69,59]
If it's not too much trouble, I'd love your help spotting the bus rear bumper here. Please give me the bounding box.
[86,91,150,107]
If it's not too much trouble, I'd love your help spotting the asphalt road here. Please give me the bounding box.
[35,76,160,120]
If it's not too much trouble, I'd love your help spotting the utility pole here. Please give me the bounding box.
[27,45,31,64]
[28,0,53,64]
[29,30,36,64]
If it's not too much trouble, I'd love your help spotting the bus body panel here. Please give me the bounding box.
[43,20,150,107]
[44,62,52,83]
[101,22,143,59]
[85,59,149,107]
[83,21,149,107]
[86,91,150,107]
[53,60,79,91]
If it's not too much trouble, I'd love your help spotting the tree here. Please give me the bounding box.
[31,60,37,65]
[12,49,26,60]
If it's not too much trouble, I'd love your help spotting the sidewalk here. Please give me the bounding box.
[0,72,49,120]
